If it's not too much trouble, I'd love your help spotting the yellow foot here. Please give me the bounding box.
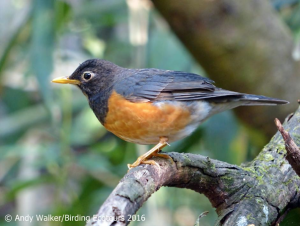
[128,137,173,170]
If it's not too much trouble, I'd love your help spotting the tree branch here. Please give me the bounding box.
[87,106,300,226]
[88,153,250,226]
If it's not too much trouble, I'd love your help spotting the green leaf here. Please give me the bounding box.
[30,0,55,107]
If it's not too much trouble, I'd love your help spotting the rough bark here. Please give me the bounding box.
[87,106,300,226]
[151,0,300,136]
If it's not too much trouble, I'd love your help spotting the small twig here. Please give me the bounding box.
[194,211,209,226]
[275,118,300,176]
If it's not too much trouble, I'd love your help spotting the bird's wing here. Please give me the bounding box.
[114,69,242,102]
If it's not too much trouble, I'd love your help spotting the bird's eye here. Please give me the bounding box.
[82,72,93,81]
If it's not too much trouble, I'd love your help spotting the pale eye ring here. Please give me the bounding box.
[82,72,94,81]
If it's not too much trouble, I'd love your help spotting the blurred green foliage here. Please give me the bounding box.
[272,0,300,37]
[0,0,299,226]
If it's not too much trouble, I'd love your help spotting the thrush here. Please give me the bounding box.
[52,59,288,169]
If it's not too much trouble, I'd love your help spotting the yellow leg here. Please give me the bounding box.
[127,137,173,169]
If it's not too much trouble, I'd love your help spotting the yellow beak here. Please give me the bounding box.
[52,76,81,85]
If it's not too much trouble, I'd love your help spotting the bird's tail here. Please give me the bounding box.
[239,94,289,106]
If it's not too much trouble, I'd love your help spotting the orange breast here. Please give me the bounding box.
[103,91,192,144]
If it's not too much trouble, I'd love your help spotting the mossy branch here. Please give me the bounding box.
[87,106,300,226]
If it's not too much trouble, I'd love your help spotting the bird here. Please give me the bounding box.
[52,59,288,169]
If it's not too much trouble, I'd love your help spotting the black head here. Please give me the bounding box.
[52,59,122,97]
[70,59,122,97]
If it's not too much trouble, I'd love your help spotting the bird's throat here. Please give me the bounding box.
[88,88,113,125]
